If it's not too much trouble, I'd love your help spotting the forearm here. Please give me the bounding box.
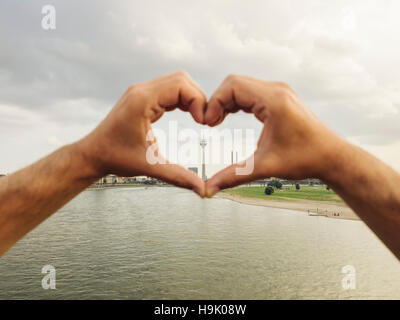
[0,73,207,257]
[323,139,400,259]
[0,143,100,257]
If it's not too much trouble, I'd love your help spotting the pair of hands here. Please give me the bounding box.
[77,71,343,197]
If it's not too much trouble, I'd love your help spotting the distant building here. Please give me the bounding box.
[123,177,136,184]
[135,176,148,182]
[0,174,6,178]
[94,175,157,186]
[103,175,115,184]
[188,167,198,175]
[101,174,124,184]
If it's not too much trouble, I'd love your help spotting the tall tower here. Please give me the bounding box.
[231,133,238,164]
[200,138,207,181]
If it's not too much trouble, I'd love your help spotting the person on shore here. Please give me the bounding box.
[0,71,399,259]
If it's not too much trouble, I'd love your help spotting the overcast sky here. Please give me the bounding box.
[1,0,400,176]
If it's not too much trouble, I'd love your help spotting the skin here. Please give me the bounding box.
[204,74,400,260]
[0,71,207,256]
[0,72,399,260]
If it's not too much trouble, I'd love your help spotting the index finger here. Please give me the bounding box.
[204,75,255,126]
[157,71,208,124]
[205,75,279,126]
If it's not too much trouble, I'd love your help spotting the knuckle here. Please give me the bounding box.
[225,74,241,85]
[127,83,145,95]
[172,72,188,86]
[126,84,137,100]
[274,81,296,100]
[275,81,291,90]
[127,83,137,93]
[274,85,292,106]
[191,92,202,104]
[126,83,145,103]
[174,70,189,80]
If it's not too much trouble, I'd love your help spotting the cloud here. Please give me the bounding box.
[0,0,400,173]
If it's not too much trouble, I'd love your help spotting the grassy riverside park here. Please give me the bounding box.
[223,185,343,203]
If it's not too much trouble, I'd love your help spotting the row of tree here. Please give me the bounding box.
[265,179,283,195]
[264,179,330,196]
[264,180,301,195]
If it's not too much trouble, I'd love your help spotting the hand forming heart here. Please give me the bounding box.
[6,70,400,261]
[78,71,343,198]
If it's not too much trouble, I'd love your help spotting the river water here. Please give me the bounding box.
[0,187,399,299]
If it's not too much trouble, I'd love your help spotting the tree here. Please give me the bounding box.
[267,179,282,189]
[326,186,330,190]
[295,183,300,190]
[264,186,274,195]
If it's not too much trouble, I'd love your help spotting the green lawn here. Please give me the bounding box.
[224,185,342,202]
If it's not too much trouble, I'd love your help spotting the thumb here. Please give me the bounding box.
[205,153,261,197]
[143,131,205,197]
[146,161,206,197]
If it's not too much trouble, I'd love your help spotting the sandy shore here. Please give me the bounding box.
[217,192,359,221]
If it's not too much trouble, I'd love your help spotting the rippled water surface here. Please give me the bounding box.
[0,187,399,299]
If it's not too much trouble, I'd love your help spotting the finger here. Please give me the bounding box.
[143,124,205,196]
[205,75,250,126]
[181,73,208,106]
[157,72,207,124]
[180,82,207,124]
[147,161,206,197]
[205,75,274,126]
[205,153,263,197]
[204,83,230,126]
[183,75,208,125]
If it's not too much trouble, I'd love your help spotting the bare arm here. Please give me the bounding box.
[323,142,400,258]
[0,71,207,257]
[0,144,98,256]
[204,75,400,260]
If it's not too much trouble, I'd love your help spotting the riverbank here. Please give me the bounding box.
[217,191,359,221]
[86,184,359,221]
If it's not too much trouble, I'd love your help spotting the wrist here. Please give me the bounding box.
[318,135,356,185]
[69,139,105,181]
